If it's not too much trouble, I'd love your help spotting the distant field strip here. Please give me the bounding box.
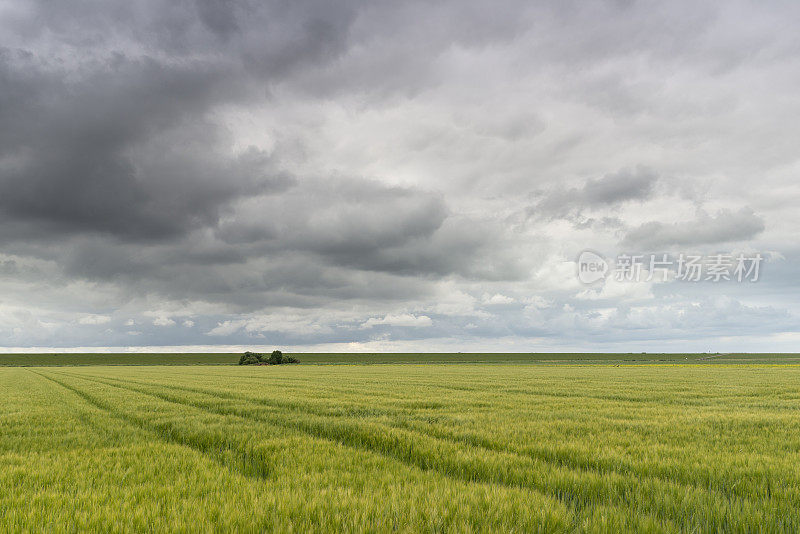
[2,365,800,532]
[4,352,800,366]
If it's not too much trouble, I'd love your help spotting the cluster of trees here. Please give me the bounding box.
[238,350,299,365]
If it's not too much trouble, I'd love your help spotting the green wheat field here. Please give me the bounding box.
[2,361,800,532]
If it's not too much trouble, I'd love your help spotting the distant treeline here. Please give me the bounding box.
[238,350,299,365]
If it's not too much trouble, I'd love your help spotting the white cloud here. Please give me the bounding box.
[523,296,552,309]
[206,320,246,336]
[576,276,654,302]
[483,293,515,305]
[361,313,433,328]
[77,315,112,325]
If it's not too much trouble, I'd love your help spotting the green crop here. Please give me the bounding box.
[1,364,799,532]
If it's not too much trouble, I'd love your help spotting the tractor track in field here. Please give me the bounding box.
[23,368,133,442]
[28,370,276,482]
[160,370,752,412]
[61,370,785,505]
[139,369,755,417]
[46,370,604,527]
[53,370,778,532]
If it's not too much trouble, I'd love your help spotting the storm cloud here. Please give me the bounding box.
[0,0,798,351]
[529,166,659,221]
[621,207,766,250]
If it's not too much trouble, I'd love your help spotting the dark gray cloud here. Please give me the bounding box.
[18,175,521,313]
[0,49,288,240]
[0,0,369,244]
[529,166,659,221]
[621,207,766,250]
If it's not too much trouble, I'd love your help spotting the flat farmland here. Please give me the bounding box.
[3,352,800,366]
[2,364,800,532]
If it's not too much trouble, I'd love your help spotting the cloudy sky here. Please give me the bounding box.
[1,0,799,352]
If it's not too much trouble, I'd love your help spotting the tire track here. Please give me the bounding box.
[61,370,767,533]
[67,370,789,507]
[31,370,275,481]
[23,368,134,443]
[149,375,794,515]
[50,370,596,528]
[177,369,740,412]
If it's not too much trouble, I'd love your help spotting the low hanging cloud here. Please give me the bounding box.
[530,167,659,221]
[621,207,766,250]
[77,315,112,326]
[152,317,177,327]
[361,314,433,328]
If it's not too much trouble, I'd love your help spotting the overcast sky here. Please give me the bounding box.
[1,0,799,352]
